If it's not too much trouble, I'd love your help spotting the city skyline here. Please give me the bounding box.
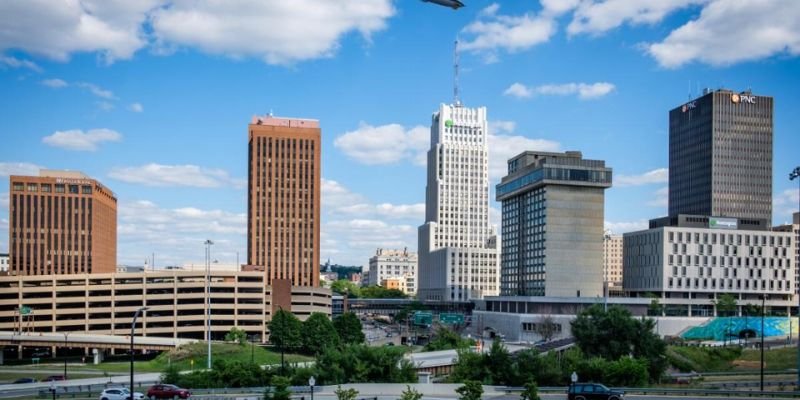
[1,1,799,267]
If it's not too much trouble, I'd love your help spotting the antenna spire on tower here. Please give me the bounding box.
[454,39,461,107]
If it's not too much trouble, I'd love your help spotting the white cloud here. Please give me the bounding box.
[96,101,114,111]
[540,0,581,16]
[0,162,43,177]
[0,0,159,63]
[460,4,556,60]
[118,199,245,266]
[129,102,144,112]
[647,0,800,68]
[108,163,245,189]
[505,82,616,100]
[150,1,395,65]
[615,167,668,187]
[41,78,68,88]
[0,192,8,209]
[42,128,122,151]
[488,134,561,180]
[503,83,533,98]
[489,120,516,134]
[774,187,799,219]
[334,122,429,166]
[0,55,42,72]
[647,186,669,208]
[75,82,115,99]
[604,219,649,234]
[567,0,705,36]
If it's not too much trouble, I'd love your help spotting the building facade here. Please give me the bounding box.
[603,231,623,294]
[368,248,417,295]
[8,170,117,275]
[773,212,800,299]
[496,151,612,297]
[0,270,331,342]
[624,217,795,316]
[246,115,321,287]
[0,253,7,273]
[418,104,499,301]
[669,89,773,223]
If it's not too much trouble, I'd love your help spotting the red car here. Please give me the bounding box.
[146,384,191,399]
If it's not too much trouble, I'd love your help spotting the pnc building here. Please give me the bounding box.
[8,170,117,275]
[245,114,321,288]
[669,89,773,224]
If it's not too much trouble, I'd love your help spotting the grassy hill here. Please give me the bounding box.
[668,345,798,372]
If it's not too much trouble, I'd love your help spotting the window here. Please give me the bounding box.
[12,183,23,191]
[27,183,37,192]
[41,184,51,193]
[81,186,92,194]
[69,185,79,194]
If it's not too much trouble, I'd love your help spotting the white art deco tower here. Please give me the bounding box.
[418,103,499,301]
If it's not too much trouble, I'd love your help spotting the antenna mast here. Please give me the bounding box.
[453,39,461,107]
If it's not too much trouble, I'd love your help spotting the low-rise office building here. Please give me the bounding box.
[603,232,623,295]
[0,270,331,342]
[624,215,795,316]
[369,248,417,295]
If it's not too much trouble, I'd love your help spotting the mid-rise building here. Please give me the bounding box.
[369,248,417,295]
[603,231,623,294]
[496,151,612,297]
[418,104,499,301]
[0,270,330,342]
[0,253,7,273]
[624,215,795,316]
[245,114,321,287]
[669,89,773,223]
[773,212,800,299]
[8,170,117,275]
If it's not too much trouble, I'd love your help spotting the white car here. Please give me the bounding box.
[99,388,145,400]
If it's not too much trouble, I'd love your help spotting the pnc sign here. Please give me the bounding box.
[731,93,756,104]
[681,101,697,112]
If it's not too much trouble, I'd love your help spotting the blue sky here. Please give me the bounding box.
[0,0,798,267]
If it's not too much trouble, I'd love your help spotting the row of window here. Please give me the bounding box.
[12,182,92,194]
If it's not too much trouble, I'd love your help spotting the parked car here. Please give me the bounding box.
[44,375,65,382]
[99,388,144,400]
[12,377,36,384]
[567,383,624,400]
[146,384,191,399]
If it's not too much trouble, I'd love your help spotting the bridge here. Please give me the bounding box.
[0,331,197,351]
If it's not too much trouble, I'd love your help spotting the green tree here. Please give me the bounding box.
[715,293,738,317]
[399,385,423,400]
[534,315,558,341]
[302,312,340,355]
[160,364,180,385]
[334,386,359,400]
[570,304,667,382]
[268,308,302,351]
[485,341,514,385]
[360,285,406,299]
[425,326,474,351]
[645,293,664,317]
[314,344,416,385]
[225,327,248,345]
[269,376,292,400]
[455,380,483,400]
[519,381,541,400]
[450,349,490,383]
[333,312,365,344]
[331,279,361,297]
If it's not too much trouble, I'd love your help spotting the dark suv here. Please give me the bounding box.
[146,384,191,399]
[567,383,624,400]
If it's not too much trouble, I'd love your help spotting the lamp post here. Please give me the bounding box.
[761,295,765,392]
[790,166,800,389]
[63,332,69,380]
[131,306,149,397]
[309,376,315,400]
[205,239,214,370]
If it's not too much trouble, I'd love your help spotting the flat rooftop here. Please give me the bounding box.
[251,114,319,128]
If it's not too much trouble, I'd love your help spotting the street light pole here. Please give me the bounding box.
[309,376,315,400]
[131,306,149,397]
[761,295,765,392]
[205,239,214,370]
[63,332,69,380]
[789,166,800,390]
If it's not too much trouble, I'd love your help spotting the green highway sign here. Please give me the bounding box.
[439,313,464,325]
[412,311,433,326]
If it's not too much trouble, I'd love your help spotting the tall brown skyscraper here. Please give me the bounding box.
[246,115,320,287]
[9,170,117,275]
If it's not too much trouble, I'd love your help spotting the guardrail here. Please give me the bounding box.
[504,386,800,398]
